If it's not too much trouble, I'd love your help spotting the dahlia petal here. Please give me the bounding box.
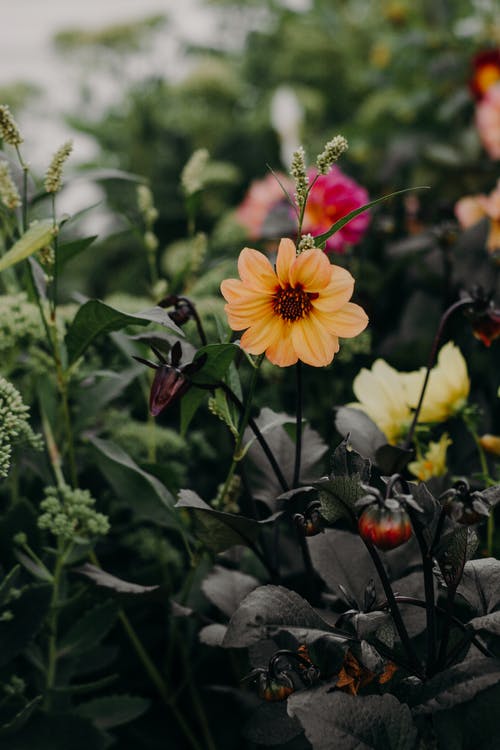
[311,265,355,311]
[325,302,368,338]
[225,301,274,331]
[240,315,282,354]
[238,247,278,292]
[276,238,297,287]
[289,247,332,291]
[291,316,337,367]
[220,278,269,304]
[265,324,298,367]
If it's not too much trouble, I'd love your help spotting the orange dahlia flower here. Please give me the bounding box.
[220,238,368,367]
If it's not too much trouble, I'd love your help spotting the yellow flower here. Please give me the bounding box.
[403,342,470,424]
[220,238,368,367]
[479,434,500,456]
[408,433,452,481]
[350,359,413,444]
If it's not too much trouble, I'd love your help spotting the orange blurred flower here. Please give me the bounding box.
[220,238,368,367]
[476,82,500,161]
[470,49,500,100]
[455,179,500,256]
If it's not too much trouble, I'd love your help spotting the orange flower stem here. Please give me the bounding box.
[293,361,303,488]
[403,297,474,450]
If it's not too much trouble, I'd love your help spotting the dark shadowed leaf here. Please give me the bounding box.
[334,407,386,462]
[74,694,150,730]
[222,585,336,649]
[0,584,51,667]
[65,300,182,365]
[243,701,304,747]
[288,687,418,750]
[201,565,259,617]
[410,657,500,714]
[0,566,21,606]
[308,529,379,606]
[433,683,500,750]
[73,564,160,597]
[375,444,414,475]
[246,409,327,507]
[176,489,277,554]
[457,558,500,635]
[180,387,208,435]
[437,526,478,589]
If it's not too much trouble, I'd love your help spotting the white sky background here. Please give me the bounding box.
[0,0,238,220]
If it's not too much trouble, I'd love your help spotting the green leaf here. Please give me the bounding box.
[73,563,160,597]
[0,584,51,667]
[314,187,429,246]
[0,566,21,607]
[65,300,183,365]
[59,600,118,658]
[288,688,418,750]
[208,388,239,437]
[189,342,239,386]
[1,713,108,750]
[176,489,275,554]
[57,235,98,268]
[87,435,178,528]
[0,696,42,737]
[201,565,259,617]
[180,387,208,435]
[0,220,54,273]
[74,694,150,730]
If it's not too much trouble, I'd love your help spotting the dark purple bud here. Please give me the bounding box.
[149,366,190,416]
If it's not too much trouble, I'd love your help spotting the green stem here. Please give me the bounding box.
[44,540,65,709]
[15,146,28,233]
[219,354,264,504]
[88,553,202,750]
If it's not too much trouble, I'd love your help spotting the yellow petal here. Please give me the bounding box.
[311,265,355,312]
[324,302,368,338]
[276,237,297,287]
[221,278,268,304]
[238,247,278,293]
[291,315,337,367]
[289,247,332,292]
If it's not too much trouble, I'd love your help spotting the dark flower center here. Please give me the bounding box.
[273,286,317,321]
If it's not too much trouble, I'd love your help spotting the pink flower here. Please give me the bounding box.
[476,82,500,161]
[236,172,294,240]
[301,167,370,253]
[455,180,500,256]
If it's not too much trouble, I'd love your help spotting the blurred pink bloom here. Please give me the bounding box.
[236,172,293,240]
[455,180,500,255]
[476,82,500,160]
[302,167,370,253]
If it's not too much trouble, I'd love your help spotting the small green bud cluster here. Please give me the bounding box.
[0,610,13,622]
[316,134,348,175]
[0,376,42,478]
[0,161,21,209]
[213,473,241,515]
[297,233,317,253]
[37,484,110,541]
[137,185,159,225]
[290,146,309,211]
[3,675,26,697]
[0,105,23,146]
[44,140,73,193]
[181,148,209,196]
